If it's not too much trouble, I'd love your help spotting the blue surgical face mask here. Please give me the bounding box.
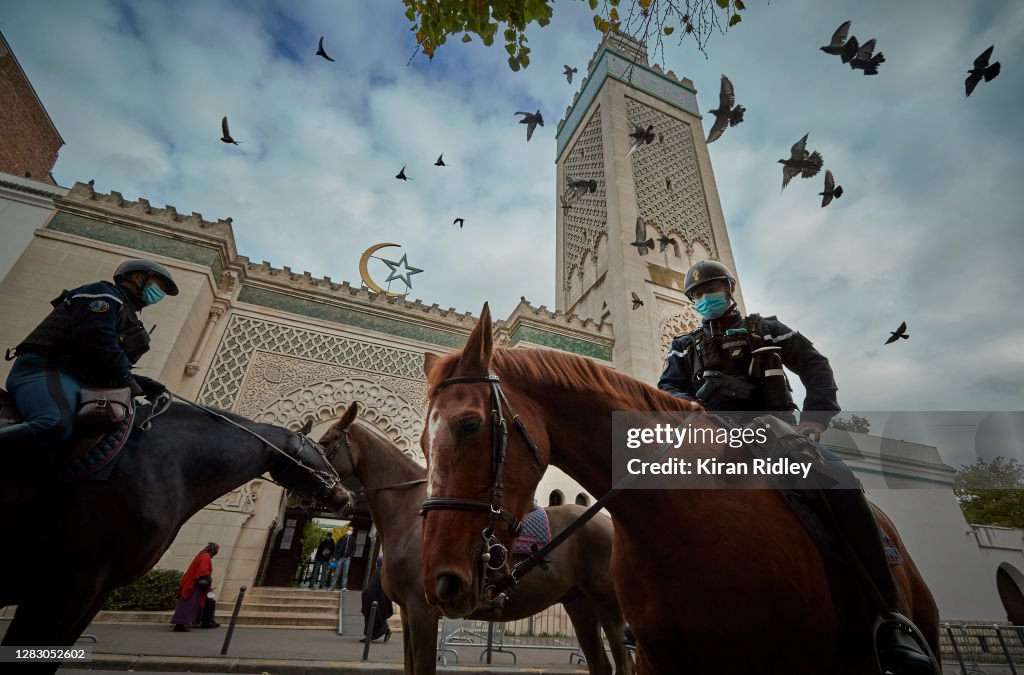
[694,291,729,319]
[141,284,166,306]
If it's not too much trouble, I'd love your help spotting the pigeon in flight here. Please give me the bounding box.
[435,154,446,166]
[565,176,597,205]
[778,133,823,192]
[453,217,465,228]
[395,165,411,181]
[316,37,335,62]
[630,216,655,255]
[848,38,885,75]
[627,124,655,156]
[657,235,676,253]
[516,110,544,142]
[563,65,578,83]
[965,46,1001,97]
[819,170,844,207]
[820,21,852,55]
[220,116,243,145]
[631,291,644,310]
[706,75,746,144]
[885,321,909,345]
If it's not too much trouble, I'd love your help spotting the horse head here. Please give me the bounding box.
[420,303,550,617]
[317,402,360,484]
[271,419,355,515]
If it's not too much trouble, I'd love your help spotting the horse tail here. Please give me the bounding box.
[871,503,941,659]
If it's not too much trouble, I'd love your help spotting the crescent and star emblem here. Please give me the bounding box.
[358,243,424,298]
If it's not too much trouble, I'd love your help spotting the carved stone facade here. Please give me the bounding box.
[562,107,608,291]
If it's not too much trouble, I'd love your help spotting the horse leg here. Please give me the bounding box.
[406,597,439,675]
[587,592,634,675]
[1,591,105,675]
[563,596,613,675]
[399,607,415,675]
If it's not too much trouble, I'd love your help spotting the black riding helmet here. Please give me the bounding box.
[114,259,180,296]
[683,260,735,300]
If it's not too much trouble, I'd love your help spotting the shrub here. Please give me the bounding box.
[102,568,182,611]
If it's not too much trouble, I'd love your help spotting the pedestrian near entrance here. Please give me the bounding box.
[171,542,220,632]
[309,533,335,589]
[328,528,356,590]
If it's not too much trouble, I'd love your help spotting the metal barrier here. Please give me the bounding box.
[437,604,588,666]
[942,623,1024,674]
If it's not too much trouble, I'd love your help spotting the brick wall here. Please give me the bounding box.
[0,36,63,183]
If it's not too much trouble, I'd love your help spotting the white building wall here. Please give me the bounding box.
[0,173,65,281]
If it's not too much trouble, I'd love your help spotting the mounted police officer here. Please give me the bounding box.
[659,260,937,675]
[0,259,178,452]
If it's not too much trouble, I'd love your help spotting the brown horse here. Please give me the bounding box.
[318,402,634,675]
[419,304,940,675]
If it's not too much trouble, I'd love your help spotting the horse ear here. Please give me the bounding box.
[423,352,440,378]
[299,419,313,435]
[338,401,358,430]
[460,302,493,373]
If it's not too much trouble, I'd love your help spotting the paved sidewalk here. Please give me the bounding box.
[2,621,589,674]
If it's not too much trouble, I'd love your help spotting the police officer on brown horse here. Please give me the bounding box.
[659,260,937,675]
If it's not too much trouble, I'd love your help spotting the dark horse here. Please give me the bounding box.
[0,398,353,674]
[419,304,940,675]
[318,401,633,675]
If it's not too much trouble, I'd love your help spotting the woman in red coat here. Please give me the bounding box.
[171,543,220,632]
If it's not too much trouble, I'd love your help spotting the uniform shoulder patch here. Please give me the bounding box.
[89,300,111,313]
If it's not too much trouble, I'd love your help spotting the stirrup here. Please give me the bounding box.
[872,613,941,675]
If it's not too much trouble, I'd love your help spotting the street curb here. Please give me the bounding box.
[60,653,587,673]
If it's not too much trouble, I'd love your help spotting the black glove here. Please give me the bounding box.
[132,375,167,399]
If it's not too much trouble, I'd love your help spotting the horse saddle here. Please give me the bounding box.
[0,387,135,487]
[511,506,551,557]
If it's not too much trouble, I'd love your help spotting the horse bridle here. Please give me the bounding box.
[418,372,544,598]
[321,427,428,495]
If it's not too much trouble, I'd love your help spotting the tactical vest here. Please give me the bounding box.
[16,286,150,366]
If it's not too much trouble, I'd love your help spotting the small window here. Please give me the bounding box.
[548,490,564,506]
[575,493,590,506]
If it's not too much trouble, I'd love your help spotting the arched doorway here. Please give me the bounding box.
[548,490,564,506]
[997,564,1024,625]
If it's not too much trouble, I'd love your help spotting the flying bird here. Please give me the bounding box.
[657,235,676,253]
[395,165,411,181]
[515,110,544,142]
[631,292,644,310]
[565,176,598,205]
[563,65,578,83]
[819,170,844,207]
[630,216,655,255]
[965,45,1001,97]
[820,21,852,55]
[885,321,909,345]
[627,124,655,156]
[221,116,242,145]
[453,217,465,228]
[778,133,824,192]
[435,154,446,166]
[706,75,746,144]
[848,38,885,75]
[316,36,335,62]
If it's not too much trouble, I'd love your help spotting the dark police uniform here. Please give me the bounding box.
[4,281,150,447]
[658,307,840,425]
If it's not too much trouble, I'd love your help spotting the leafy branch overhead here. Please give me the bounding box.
[402,0,750,71]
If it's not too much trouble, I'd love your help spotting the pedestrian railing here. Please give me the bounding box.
[437,604,588,666]
[942,623,1024,674]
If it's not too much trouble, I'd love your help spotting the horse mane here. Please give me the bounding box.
[427,347,697,413]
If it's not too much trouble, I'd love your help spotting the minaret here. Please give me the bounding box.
[554,31,745,384]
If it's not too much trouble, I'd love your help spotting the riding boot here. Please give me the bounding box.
[823,487,937,675]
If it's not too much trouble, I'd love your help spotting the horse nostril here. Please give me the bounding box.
[435,573,466,603]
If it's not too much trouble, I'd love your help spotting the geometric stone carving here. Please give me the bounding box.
[199,315,423,410]
[209,480,259,514]
[657,295,702,357]
[563,107,608,289]
[627,97,717,259]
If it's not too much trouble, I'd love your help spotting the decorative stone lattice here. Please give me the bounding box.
[210,481,259,514]
[198,315,422,410]
[626,97,717,259]
[241,352,425,459]
[657,296,702,356]
[562,107,608,290]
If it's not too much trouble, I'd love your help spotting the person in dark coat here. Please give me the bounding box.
[328,528,356,590]
[360,554,392,642]
[309,533,335,589]
[1,259,178,454]
[171,542,219,632]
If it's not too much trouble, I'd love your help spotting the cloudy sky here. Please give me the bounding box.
[3,1,1022,463]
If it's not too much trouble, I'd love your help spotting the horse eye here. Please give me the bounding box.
[458,418,482,437]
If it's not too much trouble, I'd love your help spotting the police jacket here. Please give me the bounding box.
[657,308,840,425]
[16,281,150,386]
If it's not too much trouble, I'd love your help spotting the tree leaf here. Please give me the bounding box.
[638,0,653,7]
[729,13,741,26]
[610,7,618,21]
[663,25,674,35]
[716,0,729,7]
[589,0,598,9]
[735,0,746,9]
[462,33,472,42]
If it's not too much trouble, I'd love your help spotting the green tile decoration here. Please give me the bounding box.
[509,324,613,362]
[47,211,224,281]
